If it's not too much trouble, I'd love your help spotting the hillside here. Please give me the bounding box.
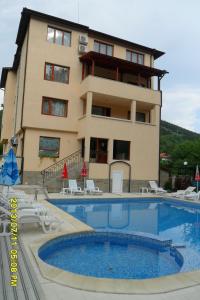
[160,120,200,154]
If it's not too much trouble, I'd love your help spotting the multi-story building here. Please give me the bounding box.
[0,8,167,192]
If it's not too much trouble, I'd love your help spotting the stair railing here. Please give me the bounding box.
[41,150,82,186]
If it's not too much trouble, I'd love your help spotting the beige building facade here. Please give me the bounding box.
[0,8,167,192]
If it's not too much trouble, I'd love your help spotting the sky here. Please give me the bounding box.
[0,0,200,132]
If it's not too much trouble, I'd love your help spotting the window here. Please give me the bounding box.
[39,137,60,158]
[126,50,144,65]
[90,138,108,163]
[136,112,146,122]
[44,63,69,83]
[42,97,67,117]
[81,139,85,158]
[47,27,71,46]
[92,105,111,117]
[113,140,130,160]
[94,41,113,56]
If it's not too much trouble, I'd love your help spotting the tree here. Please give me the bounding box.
[170,140,200,175]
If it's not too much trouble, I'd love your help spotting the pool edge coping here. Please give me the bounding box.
[30,233,200,295]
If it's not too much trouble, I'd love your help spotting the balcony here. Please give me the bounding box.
[78,114,157,141]
[80,51,167,105]
[80,75,161,105]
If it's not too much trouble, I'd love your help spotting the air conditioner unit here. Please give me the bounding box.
[79,44,87,54]
[79,34,88,45]
[11,136,18,146]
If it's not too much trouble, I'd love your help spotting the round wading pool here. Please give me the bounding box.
[38,232,183,280]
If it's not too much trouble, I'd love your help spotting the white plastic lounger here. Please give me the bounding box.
[2,187,34,202]
[3,186,28,197]
[0,195,45,212]
[1,193,33,203]
[0,203,49,217]
[0,206,62,233]
[149,181,167,194]
[18,210,62,233]
[0,220,11,236]
[0,206,11,220]
[170,187,196,197]
[184,191,200,201]
[61,179,84,194]
[85,180,103,194]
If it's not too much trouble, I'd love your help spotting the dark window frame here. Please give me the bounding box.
[90,137,108,164]
[113,140,130,161]
[94,40,114,56]
[136,112,146,122]
[44,62,70,84]
[136,111,150,123]
[39,136,60,158]
[92,105,111,117]
[47,26,71,46]
[42,97,68,117]
[126,49,144,65]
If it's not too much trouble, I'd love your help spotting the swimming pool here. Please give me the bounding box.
[39,231,183,279]
[47,197,200,276]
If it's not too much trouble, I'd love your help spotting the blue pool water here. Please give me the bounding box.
[39,232,182,279]
[45,198,200,278]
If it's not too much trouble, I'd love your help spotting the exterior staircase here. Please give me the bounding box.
[41,150,83,192]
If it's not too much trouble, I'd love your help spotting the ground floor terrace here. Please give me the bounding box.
[2,188,200,300]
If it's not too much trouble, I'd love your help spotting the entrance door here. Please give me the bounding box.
[112,171,123,193]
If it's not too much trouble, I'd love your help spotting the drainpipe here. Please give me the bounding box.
[158,76,162,186]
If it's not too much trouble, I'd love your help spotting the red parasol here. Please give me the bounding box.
[81,161,87,177]
[81,162,87,189]
[61,162,68,179]
[195,165,200,192]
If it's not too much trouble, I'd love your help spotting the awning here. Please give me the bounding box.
[80,51,168,78]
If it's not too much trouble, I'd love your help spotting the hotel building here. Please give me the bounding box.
[0,8,167,192]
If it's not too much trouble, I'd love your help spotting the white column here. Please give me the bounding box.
[86,92,92,116]
[131,100,136,122]
[84,136,90,162]
[154,105,161,126]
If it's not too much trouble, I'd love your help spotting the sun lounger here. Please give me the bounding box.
[2,186,33,201]
[0,195,45,212]
[0,206,62,233]
[85,180,103,194]
[61,179,84,194]
[0,220,11,236]
[149,181,167,194]
[0,197,49,216]
[18,210,62,233]
[184,191,200,201]
[170,186,196,197]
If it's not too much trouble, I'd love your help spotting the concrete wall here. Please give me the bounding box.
[23,128,79,171]
[1,72,16,142]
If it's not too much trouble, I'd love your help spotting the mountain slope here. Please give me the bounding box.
[160,120,200,154]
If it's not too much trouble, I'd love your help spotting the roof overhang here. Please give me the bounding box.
[0,67,12,88]
[10,8,165,71]
[80,51,168,77]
